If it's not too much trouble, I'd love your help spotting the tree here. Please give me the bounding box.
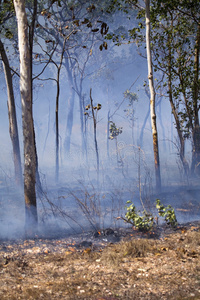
[0,39,22,186]
[109,121,123,164]
[150,0,200,175]
[13,0,38,233]
[0,0,43,192]
[145,0,161,191]
[0,1,23,186]
[55,38,67,182]
[0,40,22,186]
[85,89,102,182]
[191,23,200,175]
[104,0,162,190]
[40,0,114,159]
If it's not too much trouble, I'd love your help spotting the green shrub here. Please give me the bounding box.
[124,199,178,231]
[156,199,178,227]
[125,201,154,232]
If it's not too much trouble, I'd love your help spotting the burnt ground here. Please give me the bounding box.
[0,183,200,299]
[0,221,200,300]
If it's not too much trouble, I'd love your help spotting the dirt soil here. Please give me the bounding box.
[0,221,200,300]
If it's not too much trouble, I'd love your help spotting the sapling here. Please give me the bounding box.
[156,199,178,227]
[109,121,123,164]
[124,200,154,232]
[124,199,178,231]
[84,88,101,183]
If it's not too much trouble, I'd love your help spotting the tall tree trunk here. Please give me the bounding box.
[55,73,60,182]
[28,0,43,195]
[14,0,38,232]
[191,24,200,175]
[145,0,161,192]
[55,38,66,182]
[107,110,110,159]
[0,39,23,186]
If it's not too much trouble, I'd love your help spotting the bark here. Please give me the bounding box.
[0,39,23,186]
[13,0,38,232]
[145,0,161,191]
[28,0,43,195]
[191,24,200,175]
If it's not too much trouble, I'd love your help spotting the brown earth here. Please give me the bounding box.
[0,222,200,300]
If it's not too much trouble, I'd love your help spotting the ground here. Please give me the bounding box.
[0,221,200,300]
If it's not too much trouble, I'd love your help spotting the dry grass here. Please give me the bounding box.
[183,230,200,246]
[100,238,158,267]
[0,224,200,299]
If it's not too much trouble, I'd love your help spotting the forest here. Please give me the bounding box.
[0,0,199,238]
[0,1,200,299]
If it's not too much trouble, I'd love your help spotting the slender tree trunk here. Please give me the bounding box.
[14,0,38,232]
[191,24,200,175]
[55,75,60,182]
[55,38,66,182]
[78,92,88,159]
[90,88,99,181]
[0,39,23,186]
[107,110,110,159]
[83,95,89,162]
[145,0,161,192]
[28,0,43,195]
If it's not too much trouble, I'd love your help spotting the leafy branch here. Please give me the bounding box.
[123,199,178,232]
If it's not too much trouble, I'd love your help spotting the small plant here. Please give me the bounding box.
[109,121,123,165]
[124,199,178,231]
[156,199,178,228]
[124,201,154,232]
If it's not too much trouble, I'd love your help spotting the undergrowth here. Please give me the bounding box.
[124,199,178,232]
